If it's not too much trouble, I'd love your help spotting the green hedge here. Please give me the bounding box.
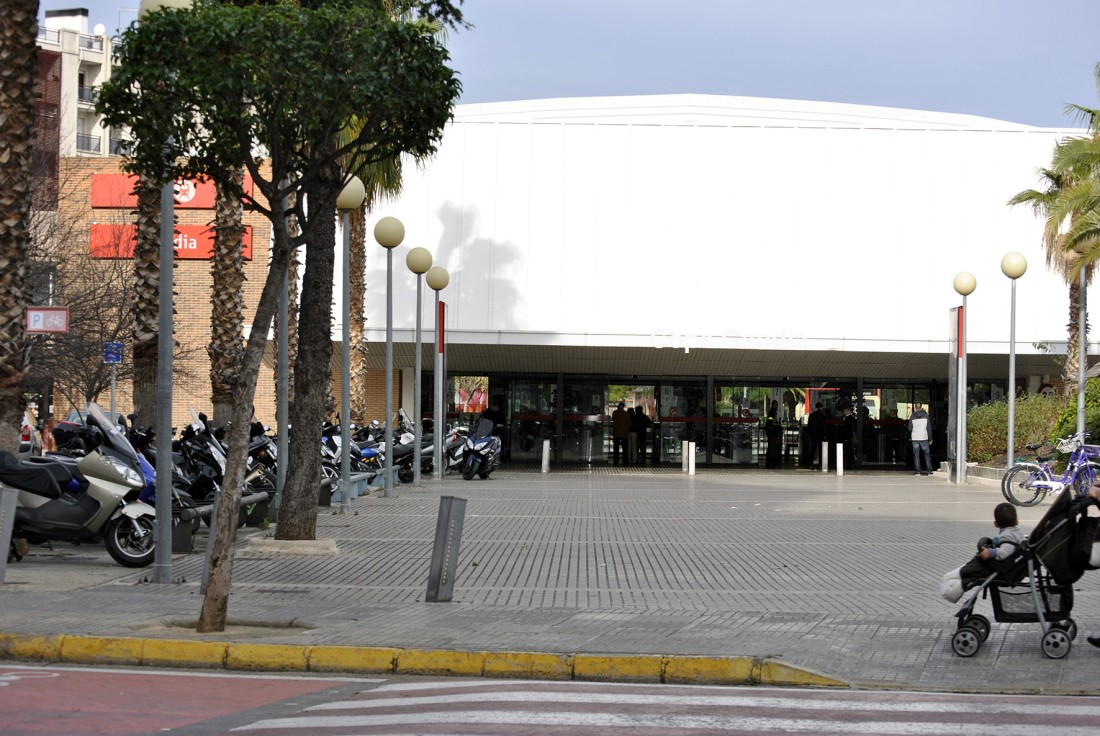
[967,393,1069,465]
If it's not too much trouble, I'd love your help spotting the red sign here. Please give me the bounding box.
[25,307,69,333]
[90,174,254,209]
[89,224,253,260]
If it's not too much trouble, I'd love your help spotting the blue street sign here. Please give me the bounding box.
[103,341,123,365]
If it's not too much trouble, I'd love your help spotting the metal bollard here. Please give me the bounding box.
[426,495,467,603]
[688,441,696,475]
[682,441,688,473]
[541,439,551,474]
[836,443,844,476]
[821,441,829,473]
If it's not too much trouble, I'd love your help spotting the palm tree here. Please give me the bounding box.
[209,170,246,425]
[0,0,38,451]
[130,176,165,425]
[1009,167,1092,392]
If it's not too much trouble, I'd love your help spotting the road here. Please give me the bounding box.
[4,663,1100,735]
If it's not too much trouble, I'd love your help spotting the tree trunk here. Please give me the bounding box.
[131,177,163,427]
[274,193,300,408]
[1065,279,1082,395]
[349,200,369,424]
[197,199,292,633]
[276,158,340,541]
[209,170,245,425]
[0,0,37,450]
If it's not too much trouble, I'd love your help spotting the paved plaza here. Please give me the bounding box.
[3,467,1100,694]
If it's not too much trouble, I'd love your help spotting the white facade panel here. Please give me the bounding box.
[362,96,1083,363]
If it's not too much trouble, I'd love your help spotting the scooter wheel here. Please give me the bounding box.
[462,458,480,481]
[105,515,156,568]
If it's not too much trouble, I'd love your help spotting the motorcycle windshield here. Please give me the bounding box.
[84,402,144,474]
[472,418,494,439]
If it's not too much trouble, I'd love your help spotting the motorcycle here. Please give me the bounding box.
[4,403,156,567]
[461,418,502,481]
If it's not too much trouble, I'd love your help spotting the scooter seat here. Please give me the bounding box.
[0,451,65,499]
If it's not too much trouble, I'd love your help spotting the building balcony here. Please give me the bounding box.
[109,138,128,156]
[79,35,104,52]
[77,86,97,105]
[76,134,101,154]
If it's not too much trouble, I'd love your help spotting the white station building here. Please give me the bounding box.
[350,94,1089,467]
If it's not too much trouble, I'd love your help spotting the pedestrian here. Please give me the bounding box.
[908,402,933,475]
[625,407,636,463]
[632,406,652,465]
[840,406,857,469]
[765,401,782,468]
[611,401,630,466]
[807,402,826,469]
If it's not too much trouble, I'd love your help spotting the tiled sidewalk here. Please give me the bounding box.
[3,468,1100,693]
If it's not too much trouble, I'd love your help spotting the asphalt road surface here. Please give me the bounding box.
[5,663,1100,735]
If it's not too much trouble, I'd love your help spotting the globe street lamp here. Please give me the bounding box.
[374,216,404,497]
[1001,252,1027,470]
[426,266,449,479]
[953,271,977,485]
[138,0,192,584]
[336,176,365,514]
[406,247,433,484]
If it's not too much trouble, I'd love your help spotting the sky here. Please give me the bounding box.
[41,0,1100,129]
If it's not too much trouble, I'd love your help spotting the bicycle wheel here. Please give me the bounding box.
[1002,463,1050,506]
[1073,461,1100,496]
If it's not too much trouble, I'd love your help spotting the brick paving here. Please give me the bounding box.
[4,467,1100,693]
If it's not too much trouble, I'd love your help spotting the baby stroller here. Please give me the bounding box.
[952,486,1090,659]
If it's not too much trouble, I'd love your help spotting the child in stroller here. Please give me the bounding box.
[959,503,1029,589]
[948,487,1097,659]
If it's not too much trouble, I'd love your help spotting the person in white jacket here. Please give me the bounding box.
[908,403,933,475]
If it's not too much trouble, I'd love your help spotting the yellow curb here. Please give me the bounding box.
[143,638,228,668]
[757,659,847,688]
[483,651,573,680]
[226,643,308,671]
[60,635,143,665]
[664,656,756,685]
[3,634,63,662]
[397,648,487,676]
[573,654,663,682]
[308,646,398,674]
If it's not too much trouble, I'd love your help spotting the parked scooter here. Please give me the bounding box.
[4,403,156,567]
[461,418,502,481]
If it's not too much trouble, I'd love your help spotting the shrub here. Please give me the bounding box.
[1052,377,1100,443]
[967,393,1068,466]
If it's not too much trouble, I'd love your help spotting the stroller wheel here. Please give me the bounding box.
[951,626,982,657]
[1052,620,1078,641]
[1041,629,1072,659]
[964,615,991,642]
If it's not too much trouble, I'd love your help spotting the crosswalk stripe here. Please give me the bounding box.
[303,689,1100,717]
[234,709,1098,734]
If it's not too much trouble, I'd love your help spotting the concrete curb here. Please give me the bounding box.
[0,632,847,688]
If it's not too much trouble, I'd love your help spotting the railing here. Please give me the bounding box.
[77,86,97,104]
[79,35,104,52]
[109,138,128,156]
[76,134,101,154]
[37,28,61,44]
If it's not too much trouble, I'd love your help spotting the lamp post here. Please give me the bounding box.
[953,271,977,485]
[406,247,433,484]
[1001,252,1027,469]
[427,266,449,479]
[336,176,365,514]
[138,0,191,585]
[374,216,404,497]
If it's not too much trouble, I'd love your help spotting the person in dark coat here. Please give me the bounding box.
[765,400,782,468]
[807,402,826,469]
[631,407,653,465]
